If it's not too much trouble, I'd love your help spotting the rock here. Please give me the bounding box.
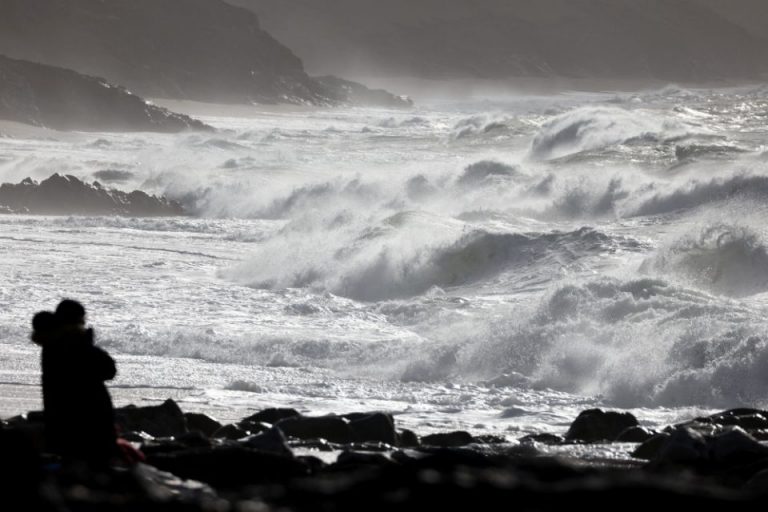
[184,413,223,438]
[313,75,412,108]
[120,431,154,443]
[241,427,293,457]
[705,409,768,431]
[633,433,671,460]
[115,399,187,438]
[5,411,44,425]
[0,54,210,132]
[421,431,474,448]
[745,468,768,493]
[212,424,248,441]
[616,427,656,443]
[565,409,639,443]
[148,445,310,488]
[276,416,354,444]
[0,174,186,216]
[649,428,709,466]
[346,413,397,445]
[241,408,301,426]
[397,429,420,448]
[334,450,395,468]
[709,427,768,465]
[519,433,564,445]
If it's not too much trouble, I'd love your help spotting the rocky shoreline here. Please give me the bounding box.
[0,174,185,216]
[2,400,768,510]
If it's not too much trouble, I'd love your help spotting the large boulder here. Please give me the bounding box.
[421,431,474,447]
[275,416,354,444]
[343,412,397,445]
[241,427,293,457]
[184,413,223,438]
[565,409,639,443]
[115,399,187,439]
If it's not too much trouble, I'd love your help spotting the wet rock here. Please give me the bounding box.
[333,450,395,469]
[212,424,248,440]
[421,431,474,447]
[649,428,709,466]
[519,433,565,445]
[398,429,420,448]
[120,431,154,443]
[115,399,187,438]
[565,409,639,443]
[616,427,656,443]
[184,413,223,437]
[176,431,212,448]
[745,468,768,493]
[632,433,672,460]
[241,427,292,457]
[241,408,301,427]
[276,415,354,444]
[709,427,768,465]
[345,412,397,445]
[705,409,768,431]
[148,446,310,488]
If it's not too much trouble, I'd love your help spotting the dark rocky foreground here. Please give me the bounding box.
[0,174,185,216]
[3,400,768,511]
[0,54,210,132]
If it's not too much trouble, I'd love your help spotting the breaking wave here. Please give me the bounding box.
[530,107,689,160]
[451,277,768,408]
[223,220,623,302]
[641,224,768,297]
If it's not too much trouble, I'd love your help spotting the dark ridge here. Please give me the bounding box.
[0,54,211,132]
[231,0,768,82]
[0,0,411,107]
[0,174,186,216]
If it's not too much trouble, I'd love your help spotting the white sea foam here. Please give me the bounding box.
[2,87,768,424]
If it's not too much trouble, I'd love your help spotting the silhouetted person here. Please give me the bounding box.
[33,300,118,467]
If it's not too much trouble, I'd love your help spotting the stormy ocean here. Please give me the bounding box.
[3,86,768,443]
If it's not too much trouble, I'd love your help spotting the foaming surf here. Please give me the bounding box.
[2,85,768,428]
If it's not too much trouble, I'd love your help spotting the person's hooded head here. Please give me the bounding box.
[55,299,86,330]
[31,311,58,346]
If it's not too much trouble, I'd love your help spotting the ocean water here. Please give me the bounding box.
[3,86,768,437]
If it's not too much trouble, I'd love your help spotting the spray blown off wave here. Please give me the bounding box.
[641,224,768,297]
[530,106,691,160]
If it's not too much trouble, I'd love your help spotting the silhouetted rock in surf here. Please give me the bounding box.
[0,0,410,108]
[565,409,639,443]
[0,54,210,132]
[0,174,186,216]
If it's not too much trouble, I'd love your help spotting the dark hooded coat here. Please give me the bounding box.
[41,328,117,464]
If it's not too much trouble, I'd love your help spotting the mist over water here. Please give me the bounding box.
[3,86,768,419]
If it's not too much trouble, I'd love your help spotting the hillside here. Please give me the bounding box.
[0,54,209,132]
[230,0,768,82]
[0,0,409,106]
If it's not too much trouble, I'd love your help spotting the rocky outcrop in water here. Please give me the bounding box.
[0,54,210,132]
[0,174,186,216]
[0,0,410,108]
